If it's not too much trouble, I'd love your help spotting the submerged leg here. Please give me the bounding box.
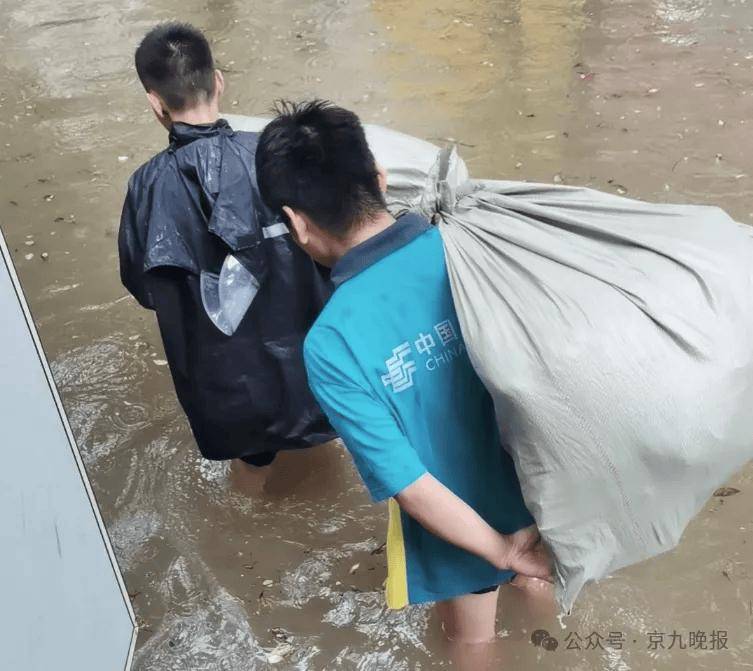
[436,589,499,670]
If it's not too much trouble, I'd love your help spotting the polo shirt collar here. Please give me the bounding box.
[330,213,431,288]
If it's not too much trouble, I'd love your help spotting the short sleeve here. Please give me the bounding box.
[304,327,427,502]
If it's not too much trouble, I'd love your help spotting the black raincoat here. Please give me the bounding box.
[118,119,335,461]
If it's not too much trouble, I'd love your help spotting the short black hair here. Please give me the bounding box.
[255,100,386,237]
[135,23,215,112]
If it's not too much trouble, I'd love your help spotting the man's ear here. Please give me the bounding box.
[146,91,170,128]
[282,206,309,245]
[377,164,388,194]
[214,69,225,99]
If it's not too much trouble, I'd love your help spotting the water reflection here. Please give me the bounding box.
[1,0,751,668]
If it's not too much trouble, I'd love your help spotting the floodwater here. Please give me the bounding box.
[1,0,753,668]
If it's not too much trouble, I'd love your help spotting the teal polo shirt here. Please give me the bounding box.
[303,213,534,607]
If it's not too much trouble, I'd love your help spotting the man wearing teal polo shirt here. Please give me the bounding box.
[255,101,552,647]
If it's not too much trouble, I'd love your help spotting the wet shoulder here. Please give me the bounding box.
[229,129,259,155]
[127,149,172,192]
[309,225,443,328]
[345,224,444,291]
[303,315,346,376]
[177,129,259,172]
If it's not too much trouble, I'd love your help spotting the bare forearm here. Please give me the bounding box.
[395,473,508,568]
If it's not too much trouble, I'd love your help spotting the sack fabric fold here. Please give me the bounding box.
[430,149,753,611]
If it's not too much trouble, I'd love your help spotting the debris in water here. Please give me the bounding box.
[24,240,34,246]
[266,642,293,664]
[43,194,54,202]
[152,359,168,367]
[41,252,49,261]
[271,628,289,641]
[714,487,740,497]
[117,155,129,162]
[349,563,360,575]
[24,253,34,260]
[530,629,550,646]
[553,174,563,184]
[262,579,274,587]
[608,179,628,194]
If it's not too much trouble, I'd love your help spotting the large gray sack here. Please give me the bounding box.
[429,149,753,612]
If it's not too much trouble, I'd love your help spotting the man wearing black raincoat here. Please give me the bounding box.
[119,23,334,466]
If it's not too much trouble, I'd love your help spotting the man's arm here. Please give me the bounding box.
[396,473,552,580]
[304,329,552,581]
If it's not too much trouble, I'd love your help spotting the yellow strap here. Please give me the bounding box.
[385,498,409,609]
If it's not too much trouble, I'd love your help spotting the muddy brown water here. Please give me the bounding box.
[2,0,753,668]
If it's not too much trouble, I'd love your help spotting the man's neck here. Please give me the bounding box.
[169,106,219,126]
[334,210,396,260]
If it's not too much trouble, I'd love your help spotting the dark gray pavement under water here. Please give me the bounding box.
[1,0,752,668]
